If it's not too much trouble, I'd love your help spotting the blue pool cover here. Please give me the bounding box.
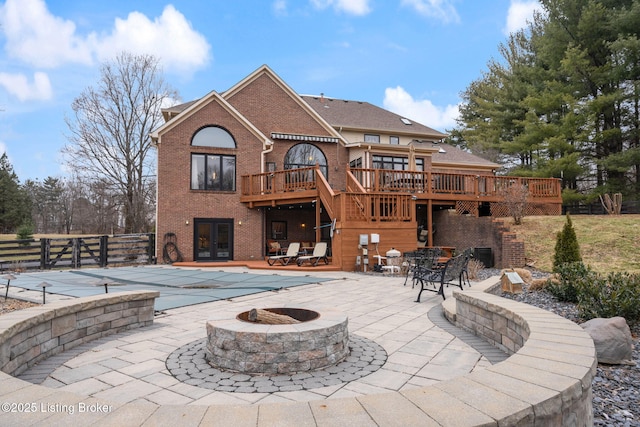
[5,266,333,311]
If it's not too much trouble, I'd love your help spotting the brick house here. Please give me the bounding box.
[151,65,561,270]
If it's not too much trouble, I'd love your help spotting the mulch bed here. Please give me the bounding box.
[0,298,39,315]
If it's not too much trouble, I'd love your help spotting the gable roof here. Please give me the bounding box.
[157,65,347,145]
[155,66,496,169]
[301,95,447,140]
[150,90,270,146]
[223,65,346,143]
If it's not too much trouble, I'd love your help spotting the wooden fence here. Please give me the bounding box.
[563,200,640,215]
[0,233,155,272]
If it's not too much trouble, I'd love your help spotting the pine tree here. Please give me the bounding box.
[0,153,31,233]
[553,213,582,271]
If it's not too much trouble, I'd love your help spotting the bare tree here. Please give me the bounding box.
[499,183,529,225]
[64,52,178,233]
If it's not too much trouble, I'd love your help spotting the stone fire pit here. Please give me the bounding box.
[205,307,349,374]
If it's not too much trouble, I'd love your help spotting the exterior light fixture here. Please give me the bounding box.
[3,274,16,301]
[37,282,51,304]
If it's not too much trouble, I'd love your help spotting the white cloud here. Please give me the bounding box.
[92,5,211,75]
[383,86,459,131]
[504,0,542,35]
[0,0,92,68]
[0,72,53,101]
[273,0,287,15]
[401,0,460,24]
[0,0,210,75]
[310,0,371,15]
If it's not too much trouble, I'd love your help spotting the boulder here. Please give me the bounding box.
[580,317,634,365]
[500,267,533,284]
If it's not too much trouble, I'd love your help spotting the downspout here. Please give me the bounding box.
[337,127,343,170]
[261,139,274,174]
[260,139,274,257]
[260,139,274,193]
[151,134,159,261]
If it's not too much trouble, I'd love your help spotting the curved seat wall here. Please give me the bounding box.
[0,282,596,426]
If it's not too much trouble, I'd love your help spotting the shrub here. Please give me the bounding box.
[466,258,484,280]
[552,214,582,272]
[546,262,591,303]
[16,221,34,244]
[575,271,640,323]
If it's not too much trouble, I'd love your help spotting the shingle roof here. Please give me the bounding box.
[301,95,447,139]
[419,142,498,167]
[163,99,198,115]
[160,84,496,168]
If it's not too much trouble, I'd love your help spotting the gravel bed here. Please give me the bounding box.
[478,269,640,427]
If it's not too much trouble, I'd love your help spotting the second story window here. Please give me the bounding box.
[364,134,380,143]
[192,126,236,148]
[373,155,424,171]
[284,143,328,178]
[190,126,236,191]
[191,154,236,191]
[390,136,399,145]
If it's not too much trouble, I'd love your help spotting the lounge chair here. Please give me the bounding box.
[296,242,329,266]
[267,242,300,266]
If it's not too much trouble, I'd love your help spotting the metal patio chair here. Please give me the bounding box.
[415,253,466,301]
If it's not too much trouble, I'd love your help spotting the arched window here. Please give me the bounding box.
[191,126,236,148]
[284,143,328,178]
[190,126,236,191]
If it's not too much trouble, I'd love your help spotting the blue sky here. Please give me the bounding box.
[0,0,541,181]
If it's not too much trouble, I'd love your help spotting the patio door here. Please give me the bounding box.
[194,218,233,261]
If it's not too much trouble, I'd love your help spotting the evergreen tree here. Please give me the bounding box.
[0,153,31,233]
[456,0,640,202]
[553,213,582,271]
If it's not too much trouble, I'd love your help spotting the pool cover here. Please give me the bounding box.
[4,266,333,311]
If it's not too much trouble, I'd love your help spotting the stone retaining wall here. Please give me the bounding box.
[0,283,596,426]
[0,291,158,376]
[446,281,596,426]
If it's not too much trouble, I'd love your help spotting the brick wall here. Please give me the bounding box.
[156,97,265,261]
[156,72,348,262]
[433,210,525,269]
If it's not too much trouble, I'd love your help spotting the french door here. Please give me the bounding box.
[194,218,233,261]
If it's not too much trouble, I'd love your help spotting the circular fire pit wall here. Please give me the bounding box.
[205,308,349,374]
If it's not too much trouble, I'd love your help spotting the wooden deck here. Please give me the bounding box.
[240,167,562,216]
[239,167,562,271]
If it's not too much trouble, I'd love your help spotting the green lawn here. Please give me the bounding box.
[507,214,640,274]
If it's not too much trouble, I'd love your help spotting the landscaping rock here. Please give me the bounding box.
[581,317,634,365]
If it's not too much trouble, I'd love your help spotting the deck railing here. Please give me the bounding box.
[241,168,562,223]
[241,166,317,196]
[349,169,561,199]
